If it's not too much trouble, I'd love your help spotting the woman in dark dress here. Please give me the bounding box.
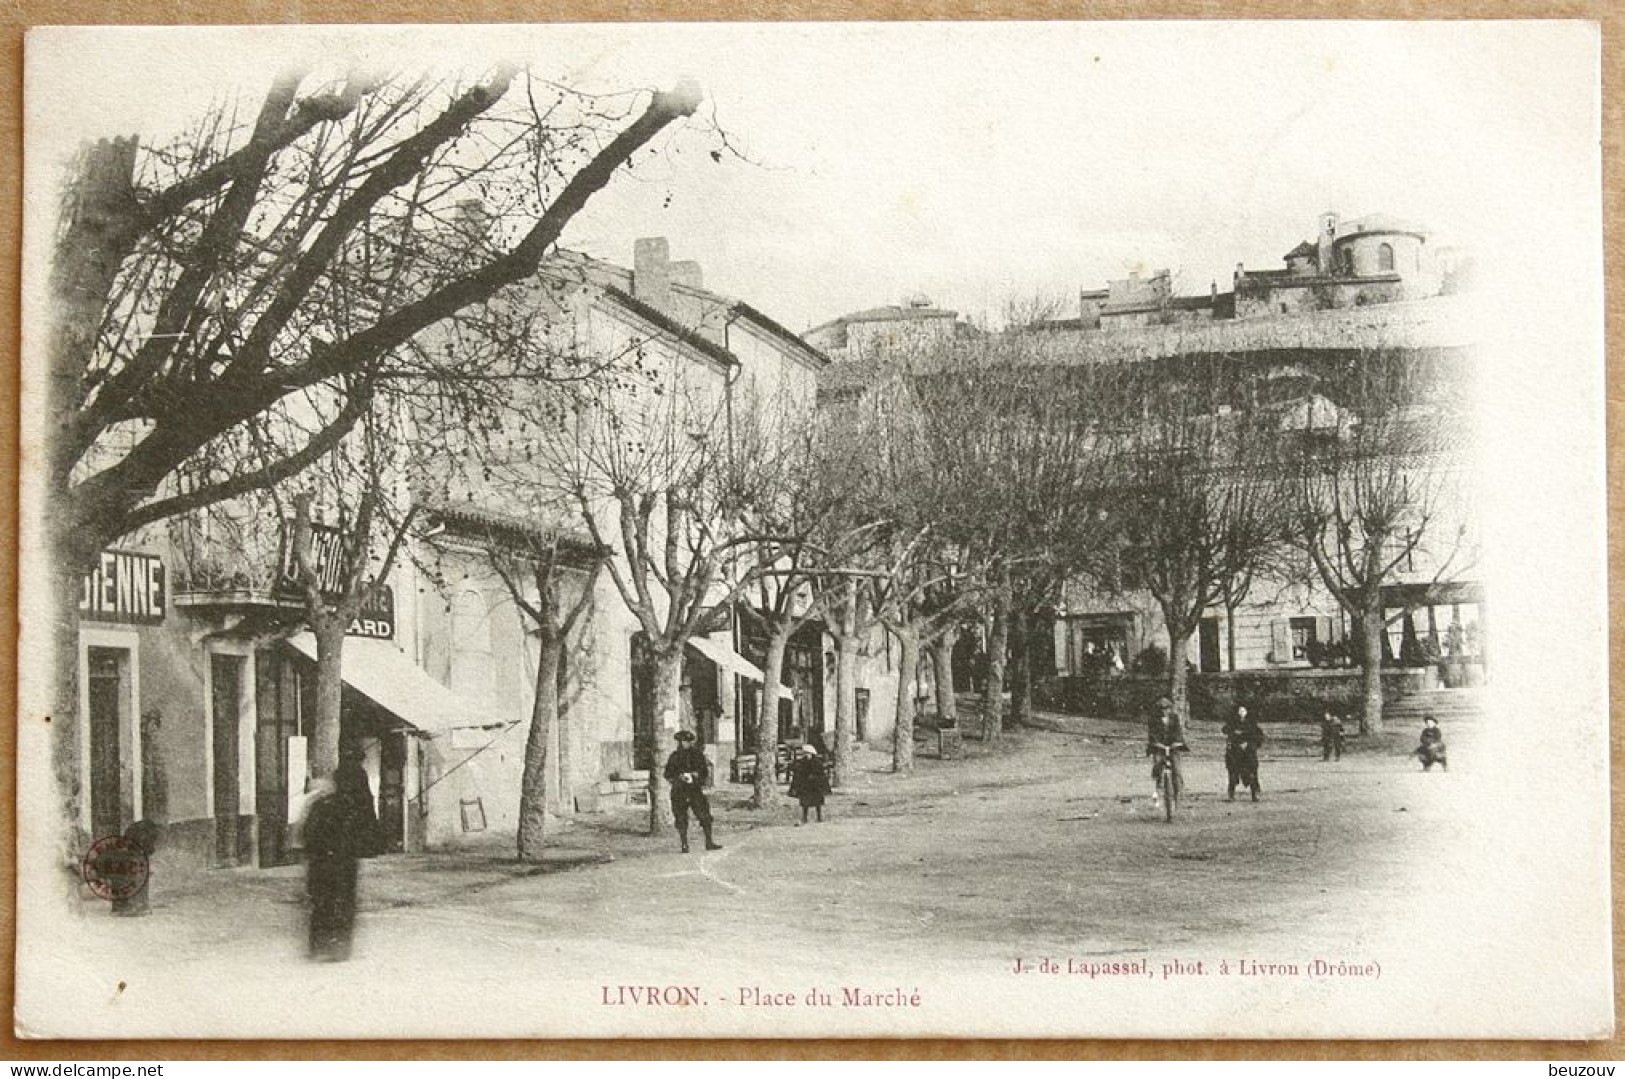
[788,745,830,825]
[302,775,367,961]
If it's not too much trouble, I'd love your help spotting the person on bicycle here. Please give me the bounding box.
[1222,705,1266,802]
[1146,696,1188,807]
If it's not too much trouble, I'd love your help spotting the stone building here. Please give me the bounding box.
[805,296,980,361]
[69,235,905,872]
[1232,211,1444,319]
[1044,211,1454,333]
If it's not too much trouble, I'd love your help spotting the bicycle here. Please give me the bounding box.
[1150,742,1185,822]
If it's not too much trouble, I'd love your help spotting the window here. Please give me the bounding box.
[450,588,495,700]
[1289,617,1320,661]
[1340,248,1355,276]
[1377,243,1395,272]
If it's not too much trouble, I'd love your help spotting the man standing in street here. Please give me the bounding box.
[663,730,721,854]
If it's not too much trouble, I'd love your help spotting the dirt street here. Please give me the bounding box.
[37,705,1480,1038]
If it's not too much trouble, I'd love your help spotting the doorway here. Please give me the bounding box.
[86,646,130,839]
[1198,617,1222,674]
[629,632,656,771]
[211,652,248,866]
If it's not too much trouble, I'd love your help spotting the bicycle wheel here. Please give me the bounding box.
[1161,767,1176,822]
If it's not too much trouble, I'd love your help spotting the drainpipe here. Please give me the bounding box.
[722,306,748,748]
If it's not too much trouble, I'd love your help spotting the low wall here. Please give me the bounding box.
[1035,667,1439,724]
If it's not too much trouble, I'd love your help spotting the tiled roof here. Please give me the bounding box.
[601,286,740,369]
[423,502,607,559]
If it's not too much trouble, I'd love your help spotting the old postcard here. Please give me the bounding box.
[14,21,1610,1040]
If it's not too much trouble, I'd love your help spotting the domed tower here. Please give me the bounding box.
[1329,214,1436,295]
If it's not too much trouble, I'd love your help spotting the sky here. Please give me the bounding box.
[25,21,1599,332]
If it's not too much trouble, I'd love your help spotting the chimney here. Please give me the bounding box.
[633,237,672,313]
[668,259,704,291]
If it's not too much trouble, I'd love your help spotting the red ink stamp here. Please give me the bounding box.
[82,835,151,902]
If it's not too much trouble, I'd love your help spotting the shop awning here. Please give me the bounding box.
[284,634,476,738]
[686,635,765,683]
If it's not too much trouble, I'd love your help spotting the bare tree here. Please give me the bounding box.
[44,69,706,835]
[732,394,877,806]
[481,524,606,863]
[1105,355,1289,722]
[1285,350,1475,733]
[285,400,419,777]
[548,360,765,833]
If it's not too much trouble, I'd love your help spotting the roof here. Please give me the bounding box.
[1338,213,1427,239]
[729,300,832,369]
[601,285,740,370]
[805,304,962,341]
[423,502,606,561]
[1283,240,1318,260]
[549,248,823,370]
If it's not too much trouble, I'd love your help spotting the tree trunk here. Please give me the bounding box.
[46,139,142,858]
[1225,602,1238,672]
[517,633,563,863]
[753,624,790,807]
[930,629,957,726]
[1165,624,1194,724]
[555,693,574,818]
[646,646,684,834]
[832,606,857,788]
[891,625,921,774]
[1009,610,1033,727]
[310,616,347,778]
[983,574,1010,741]
[1359,597,1386,735]
[50,560,89,857]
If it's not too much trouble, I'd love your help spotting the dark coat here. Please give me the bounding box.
[664,746,711,789]
[1146,713,1187,755]
[303,788,366,960]
[333,760,380,857]
[788,756,830,807]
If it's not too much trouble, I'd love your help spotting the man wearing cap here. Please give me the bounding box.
[663,730,721,854]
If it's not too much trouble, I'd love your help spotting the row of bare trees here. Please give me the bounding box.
[827,331,1474,742]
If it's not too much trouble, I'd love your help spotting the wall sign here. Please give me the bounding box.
[279,521,395,640]
[348,585,396,640]
[79,550,166,625]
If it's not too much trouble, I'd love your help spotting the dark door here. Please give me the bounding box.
[87,647,126,839]
[855,688,870,743]
[255,653,301,867]
[377,733,407,853]
[630,633,656,771]
[1198,617,1222,674]
[211,654,244,866]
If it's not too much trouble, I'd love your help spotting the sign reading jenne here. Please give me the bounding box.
[79,550,166,624]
